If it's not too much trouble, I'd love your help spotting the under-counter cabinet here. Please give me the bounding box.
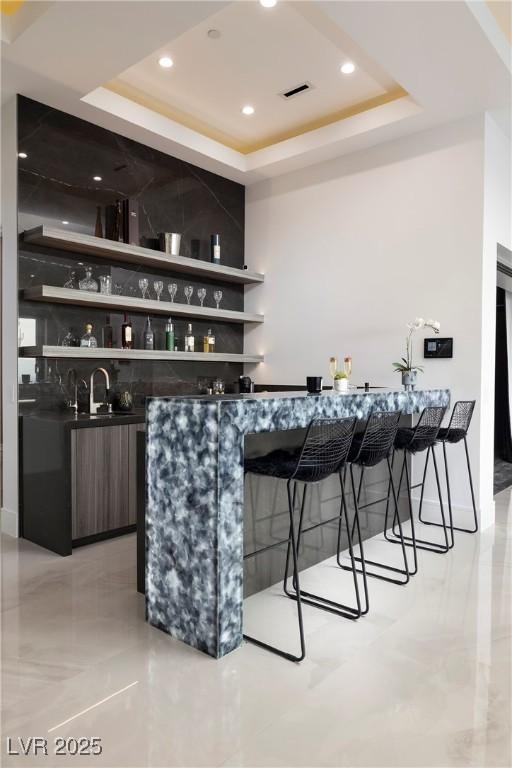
[21,414,144,556]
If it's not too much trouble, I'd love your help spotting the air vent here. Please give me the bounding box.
[279,81,314,100]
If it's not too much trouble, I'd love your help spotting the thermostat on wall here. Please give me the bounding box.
[424,337,453,358]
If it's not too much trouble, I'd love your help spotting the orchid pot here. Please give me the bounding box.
[401,370,417,392]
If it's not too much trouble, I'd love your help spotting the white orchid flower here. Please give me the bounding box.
[414,317,425,329]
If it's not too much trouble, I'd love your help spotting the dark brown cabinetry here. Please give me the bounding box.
[71,425,135,539]
[21,414,144,556]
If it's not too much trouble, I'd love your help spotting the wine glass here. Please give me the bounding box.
[154,280,164,301]
[197,288,206,307]
[329,357,338,382]
[184,285,194,305]
[213,289,223,310]
[344,356,352,378]
[168,282,178,302]
[139,278,149,300]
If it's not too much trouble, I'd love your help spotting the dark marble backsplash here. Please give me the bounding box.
[17,95,247,410]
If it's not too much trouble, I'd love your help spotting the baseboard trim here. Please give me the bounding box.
[411,495,495,530]
[1,506,19,537]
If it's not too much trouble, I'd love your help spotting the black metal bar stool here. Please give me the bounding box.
[385,406,451,563]
[338,410,410,585]
[243,416,368,663]
[419,400,478,534]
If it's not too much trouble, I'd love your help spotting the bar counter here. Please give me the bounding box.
[145,388,450,658]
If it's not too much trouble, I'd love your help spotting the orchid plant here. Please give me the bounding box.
[393,317,440,374]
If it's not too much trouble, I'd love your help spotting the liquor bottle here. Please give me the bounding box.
[210,234,220,264]
[80,323,97,348]
[165,317,175,352]
[102,315,113,348]
[185,323,194,352]
[95,205,103,238]
[203,328,215,353]
[121,313,133,350]
[143,316,154,350]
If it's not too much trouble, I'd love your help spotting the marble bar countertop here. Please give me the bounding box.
[146,388,450,658]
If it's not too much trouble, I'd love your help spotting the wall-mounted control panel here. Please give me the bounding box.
[424,337,453,358]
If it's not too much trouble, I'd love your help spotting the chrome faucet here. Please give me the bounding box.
[89,367,112,415]
[67,368,78,415]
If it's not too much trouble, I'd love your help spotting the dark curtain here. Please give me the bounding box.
[495,287,512,461]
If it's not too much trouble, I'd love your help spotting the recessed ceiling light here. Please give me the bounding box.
[207,29,221,39]
[18,152,27,159]
[93,175,102,182]
[242,105,255,116]
[259,0,277,7]
[158,56,174,69]
[340,61,356,75]
[62,220,69,225]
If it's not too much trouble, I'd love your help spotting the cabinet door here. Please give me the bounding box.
[71,425,130,540]
[128,423,145,526]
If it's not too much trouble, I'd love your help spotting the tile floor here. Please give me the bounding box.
[1,490,510,767]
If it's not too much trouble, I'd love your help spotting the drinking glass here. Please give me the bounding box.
[184,285,194,305]
[99,275,112,295]
[329,357,338,381]
[168,282,178,302]
[154,280,164,301]
[139,278,149,300]
[344,356,352,378]
[213,289,223,310]
[197,288,206,307]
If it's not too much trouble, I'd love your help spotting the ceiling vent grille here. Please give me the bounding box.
[279,82,314,100]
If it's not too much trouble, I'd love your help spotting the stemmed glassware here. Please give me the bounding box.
[213,289,223,310]
[154,280,164,301]
[197,288,206,307]
[139,278,149,300]
[184,285,194,305]
[168,282,178,303]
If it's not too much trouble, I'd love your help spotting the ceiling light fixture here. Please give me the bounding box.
[158,56,174,69]
[62,220,69,225]
[340,61,356,75]
[242,105,255,116]
[259,0,277,7]
[207,29,221,39]
[93,175,102,182]
[18,152,27,159]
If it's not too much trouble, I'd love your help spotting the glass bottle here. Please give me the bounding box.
[95,205,103,238]
[79,266,98,292]
[165,318,175,352]
[102,316,113,348]
[80,323,97,348]
[122,313,133,350]
[203,328,215,353]
[185,323,194,352]
[210,234,220,264]
[143,316,154,350]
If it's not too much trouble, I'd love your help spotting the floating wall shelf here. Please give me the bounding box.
[19,346,264,364]
[22,286,264,325]
[23,226,264,285]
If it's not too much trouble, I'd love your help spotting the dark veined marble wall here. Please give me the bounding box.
[17,95,246,410]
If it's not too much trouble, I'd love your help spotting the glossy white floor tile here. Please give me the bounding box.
[1,490,511,768]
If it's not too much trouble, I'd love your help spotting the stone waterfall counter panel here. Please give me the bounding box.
[146,388,450,658]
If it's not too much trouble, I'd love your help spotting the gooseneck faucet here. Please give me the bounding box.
[89,367,112,415]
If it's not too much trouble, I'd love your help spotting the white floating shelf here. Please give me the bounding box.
[23,226,264,285]
[19,346,264,364]
[22,285,263,325]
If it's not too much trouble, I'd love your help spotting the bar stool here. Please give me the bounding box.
[419,400,478,535]
[243,416,368,663]
[385,406,451,564]
[338,410,410,585]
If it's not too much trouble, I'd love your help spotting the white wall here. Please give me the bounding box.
[245,116,497,526]
[1,96,19,536]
